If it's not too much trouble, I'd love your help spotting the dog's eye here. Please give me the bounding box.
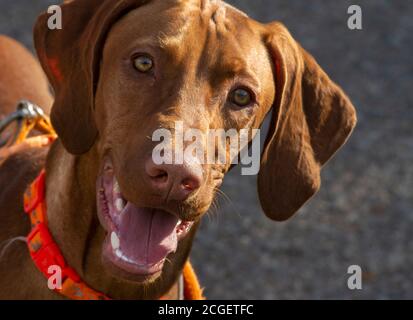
[230,88,253,107]
[133,55,154,73]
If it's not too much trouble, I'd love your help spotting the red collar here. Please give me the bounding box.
[24,169,204,300]
[24,169,110,299]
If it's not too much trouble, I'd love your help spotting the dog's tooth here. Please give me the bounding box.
[176,219,182,227]
[115,249,122,259]
[111,232,120,250]
[115,198,125,211]
[113,179,121,194]
[115,249,135,264]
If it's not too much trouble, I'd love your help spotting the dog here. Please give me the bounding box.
[0,0,356,299]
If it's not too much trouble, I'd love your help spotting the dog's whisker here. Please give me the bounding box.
[164,257,172,266]
[213,187,242,219]
[204,196,221,224]
[0,236,27,261]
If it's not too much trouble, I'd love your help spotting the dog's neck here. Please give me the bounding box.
[43,140,190,299]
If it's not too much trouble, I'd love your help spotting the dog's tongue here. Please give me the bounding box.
[118,204,178,266]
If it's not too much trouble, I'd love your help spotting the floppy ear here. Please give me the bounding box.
[258,22,357,221]
[34,0,149,154]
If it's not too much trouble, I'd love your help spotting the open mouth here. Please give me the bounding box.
[96,158,194,281]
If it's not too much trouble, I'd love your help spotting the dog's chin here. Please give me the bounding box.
[101,250,162,284]
[96,159,194,283]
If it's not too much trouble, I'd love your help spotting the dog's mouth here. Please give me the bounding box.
[96,159,194,281]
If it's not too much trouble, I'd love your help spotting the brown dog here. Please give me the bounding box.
[0,0,356,299]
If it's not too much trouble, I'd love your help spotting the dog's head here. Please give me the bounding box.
[35,0,356,283]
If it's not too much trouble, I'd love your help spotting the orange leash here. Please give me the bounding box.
[0,100,57,148]
[183,261,205,300]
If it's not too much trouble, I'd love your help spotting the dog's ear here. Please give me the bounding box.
[34,0,149,154]
[257,22,357,221]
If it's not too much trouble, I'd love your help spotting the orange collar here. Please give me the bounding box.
[24,169,204,300]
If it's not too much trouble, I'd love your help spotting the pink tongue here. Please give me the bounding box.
[118,204,179,266]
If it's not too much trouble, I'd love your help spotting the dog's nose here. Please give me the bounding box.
[145,158,203,201]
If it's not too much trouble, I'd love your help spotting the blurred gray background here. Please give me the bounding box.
[1,0,412,299]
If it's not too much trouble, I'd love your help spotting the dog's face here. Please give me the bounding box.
[94,0,276,282]
[35,0,356,284]
[95,0,274,215]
